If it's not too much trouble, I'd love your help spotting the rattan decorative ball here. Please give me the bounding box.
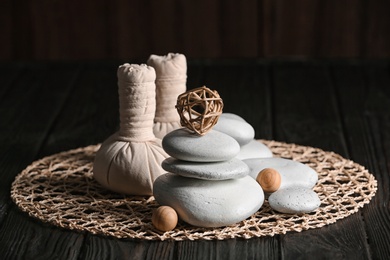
[176,86,223,135]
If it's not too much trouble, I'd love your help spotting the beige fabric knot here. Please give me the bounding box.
[117,64,156,141]
[147,53,187,138]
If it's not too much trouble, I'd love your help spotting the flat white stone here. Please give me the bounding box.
[153,174,264,227]
[213,114,255,146]
[162,128,240,162]
[236,140,273,160]
[243,157,318,190]
[268,187,321,214]
[162,157,249,180]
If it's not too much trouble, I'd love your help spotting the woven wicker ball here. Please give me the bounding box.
[176,86,223,135]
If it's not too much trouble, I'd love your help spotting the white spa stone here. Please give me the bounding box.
[153,173,264,227]
[213,113,255,146]
[162,128,240,162]
[268,187,321,214]
[235,140,273,160]
[219,112,246,122]
[243,157,318,190]
[162,157,249,180]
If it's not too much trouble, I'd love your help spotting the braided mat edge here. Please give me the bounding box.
[11,140,377,241]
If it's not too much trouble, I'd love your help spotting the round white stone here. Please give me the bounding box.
[162,128,240,162]
[243,157,318,190]
[153,174,264,227]
[236,140,273,160]
[268,187,321,214]
[213,113,255,146]
[162,157,249,180]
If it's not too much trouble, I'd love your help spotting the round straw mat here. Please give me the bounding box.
[11,140,377,241]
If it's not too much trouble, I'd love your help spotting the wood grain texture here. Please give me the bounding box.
[79,235,176,260]
[107,1,153,61]
[36,63,119,158]
[280,216,370,260]
[271,61,371,258]
[315,0,364,58]
[271,61,347,154]
[365,0,390,57]
[0,64,25,220]
[0,208,84,260]
[0,63,24,103]
[30,1,109,60]
[268,0,320,57]
[219,0,258,58]
[360,62,390,259]
[331,60,390,259]
[2,0,390,60]
[0,0,13,60]
[0,64,83,259]
[0,64,79,219]
[267,0,365,58]
[177,1,221,58]
[0,60,388,259]
[176,238,280,259]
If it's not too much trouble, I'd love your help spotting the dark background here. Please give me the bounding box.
[1,2,390,259]
[2,0,390,61]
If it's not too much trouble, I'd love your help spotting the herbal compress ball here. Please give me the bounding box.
[93,64,169,195]
[147,53,187,139]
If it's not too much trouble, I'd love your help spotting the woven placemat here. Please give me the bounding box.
[11,140,377,241]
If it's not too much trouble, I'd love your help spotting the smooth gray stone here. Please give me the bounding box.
[243,157,318,190]
[153,173,264,227]
[162,128,240,162]
[220,113,246,122]
[162,157,249,180]
[268,187,321,214]
[236,140,273,160]
[213,114,255,146]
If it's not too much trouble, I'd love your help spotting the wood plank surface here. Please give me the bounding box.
[271,61,347,154]
[271,61,371,259]
[0,208,84,260]
[330,61,390,259]
[2,1,390,60]
[0,60,388,259]
[0,63,84,259]
[36,63,119,158]
[330,61,390,257]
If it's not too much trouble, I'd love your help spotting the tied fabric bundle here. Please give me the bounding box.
[93,64,169,195]
[147,53,187,139]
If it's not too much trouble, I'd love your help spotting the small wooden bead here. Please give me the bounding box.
[152,206,178,231]
[256,168,281,193]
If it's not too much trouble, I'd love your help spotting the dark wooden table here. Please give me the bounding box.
[0,60,389,259]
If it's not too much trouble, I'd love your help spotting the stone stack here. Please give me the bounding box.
[213,113,273,160]
[153,128,264,228]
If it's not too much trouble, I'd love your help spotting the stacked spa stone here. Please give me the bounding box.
[244,157,321,213]
[214,113,273,160]
[153,128,265,228]
[214,113,320,214]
